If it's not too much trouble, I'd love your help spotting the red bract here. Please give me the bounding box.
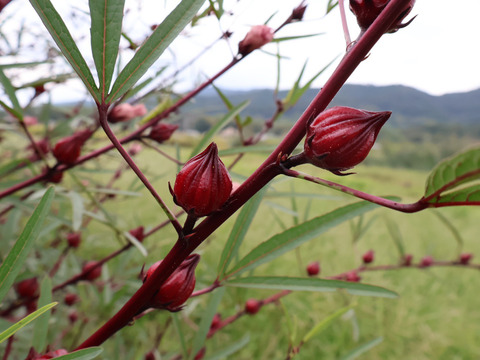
[148,123,178,143]
[362,250,375,264]
[67,232,81,248]
[108,103,147,123]
[52,130,92,165]
[143,254,200,311]
[82,261,102,281]
[172,143,232,217]
[15,277,39,298]
[306,261,320,276]
[238,25,274,56]
[349,0,415,33]
[304,106,391,175]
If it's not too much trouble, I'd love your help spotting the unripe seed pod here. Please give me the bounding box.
[148,123,178,143]
[362,250,375,264]
[304,106,391,175]
[349,0,415,33]
[306,261,320,276]
[245,298,261,315]
[82,261,102,281]
[53,130,92,165]
[238,25,274,56]
[143,254,200,311]
[172,143,232,217]
[15,277,39,298]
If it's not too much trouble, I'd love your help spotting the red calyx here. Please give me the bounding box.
[306,261,320,276]
[82,261,102,281]
[245,299,261,315]
[15,277,39,298]
[66,232,81,248]
[52,129,92,165]
[349,0,416,33]
[143,254,200,311]
[304,106,391,175]
[172,143,232,217]
[148,123,178,143]
[362,250,375,264]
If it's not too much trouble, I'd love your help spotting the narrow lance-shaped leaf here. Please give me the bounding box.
[50,348,103,360]
[218,188,266,278]
[32,277,53,352]
[203,335,250,360]
[424,146,480,201]
[302,305,353,344]
[107,0,207,102]
[225,200,380,279]
[225,277,398,299]
[0,187,54,303]
[0,302,57,344]
[0,67,22,116]
[29,0,99,102]
[340,337,384,360]
[89,0,125,99]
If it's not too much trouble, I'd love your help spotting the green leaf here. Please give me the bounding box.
[225,277,397,299]
[107,0,206,102]
[0,67,22,115]
[340,337,384,360]
[218,189,266,277]
[0,302,57,344]
[431,210,463,254]
[29,0,99,101]
[204,334,250,360]
[51,348,103,360]
[68,191,84,232]
[424,146,480,201]
[32,277,53,352]
[89,0,125,98]
[302,306,353,344]
[124,230,148,257]
[271,33,323,43]
[225,201,380,278]
[189,100,249,158]
[383,215,404,257]
[171,313,189,359]
[189,288,226,360]
[430,184,480,205]
[0,187,54,303]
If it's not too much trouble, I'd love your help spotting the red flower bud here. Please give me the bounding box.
[304,106,391,175]
[68,310,79,323]
[27,138,50,162]
[362,250,375,264]
[245,299,261,315]
[210,313,222,330]
[148,123,178,143]
[143,254,200,311]
[172,143,232,217]
[108,103,147,123]
[43,167,63,184]
[349,0,415,33]
[15,277,39,298]
[238,25,274,56]
[67,232,81,248]
[35,349,69,359]
[345,271,361,282]
[459,253,473,265]
[53,130,92,165]
[420,255,433,268]
[291,1,307,21]
[64,293,79,306]
[129,226,145,243]
[306,261,320,276]
[82,261,102,281]
[194,347,206,360]
[403,253,413,266]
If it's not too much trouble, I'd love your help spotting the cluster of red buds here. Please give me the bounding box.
[304,106,391,175]
[143,254,200,311]
[171,143,232,217]
[53,129,92,165]
[349,0,416,33]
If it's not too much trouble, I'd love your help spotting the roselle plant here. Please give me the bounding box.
[0,0,479,359]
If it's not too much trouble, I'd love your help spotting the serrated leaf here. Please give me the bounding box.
[225,277,397,299]
[89,0,125,99]
[340,337,383,360]
[302,305,353,343]
[424,146,480,201]
[0,67,22,115]
[204,334,250,360]
[107,0,206,102]
[189,100,249,158]
[0,302,57,344]
[189,288,225,360]
[29,0,99,101]
[0,187,54,303]
[218,189,266,277]
[225,201,380,278]
[32,277,52,352]
[52,347,103,360]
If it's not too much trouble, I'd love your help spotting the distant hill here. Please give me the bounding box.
[182,84,480,128]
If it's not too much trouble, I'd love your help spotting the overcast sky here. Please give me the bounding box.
[1,0,479,103]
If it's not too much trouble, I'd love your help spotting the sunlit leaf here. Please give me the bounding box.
[0,67,22,115]
[302,305,353,343]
